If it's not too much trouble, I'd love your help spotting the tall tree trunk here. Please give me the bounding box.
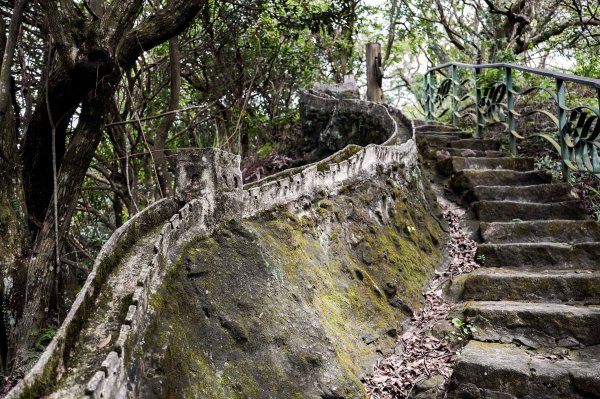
[11,79,115,364]
[0,2,28,372]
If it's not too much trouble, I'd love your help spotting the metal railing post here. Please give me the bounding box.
[556,78,570,181]
[505,67,516,156]
[424,73,430,121]
[474,68,483,138]
[452,65,458,127]
[427,72,434,120]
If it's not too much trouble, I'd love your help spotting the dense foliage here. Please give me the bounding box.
[0,0,598,385]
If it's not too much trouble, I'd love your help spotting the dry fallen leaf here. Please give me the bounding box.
[364,209,479,398]
[96,334,112,350]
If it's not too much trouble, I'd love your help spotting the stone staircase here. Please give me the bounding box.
[416,122,600,399]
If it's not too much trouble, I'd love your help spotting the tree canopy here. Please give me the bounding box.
[0,0,598,382]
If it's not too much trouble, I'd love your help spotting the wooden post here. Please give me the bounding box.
[366,42,383,102]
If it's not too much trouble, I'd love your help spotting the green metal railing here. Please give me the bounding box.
[423,62,600,179]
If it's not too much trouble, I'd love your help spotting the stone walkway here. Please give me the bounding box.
[416,122,600,398]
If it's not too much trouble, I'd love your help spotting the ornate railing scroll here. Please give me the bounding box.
[424,65,476,127]
[423,61,600,178]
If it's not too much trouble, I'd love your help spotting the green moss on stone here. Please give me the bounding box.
[140,169,445,398]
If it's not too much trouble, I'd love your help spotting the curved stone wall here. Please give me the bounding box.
[6,198,180,399]
[83,198,213,399]
[243,90,417,216]
[7,91,417,399]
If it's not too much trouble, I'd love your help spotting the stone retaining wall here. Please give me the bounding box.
[243,141,418,217]
[8,92,417,399]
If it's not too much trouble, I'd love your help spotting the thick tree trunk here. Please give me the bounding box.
[0,92,27,372]
[8,0,206,368]
[21,66,90,228]
[11,80,115,364]
[0,4,28,372]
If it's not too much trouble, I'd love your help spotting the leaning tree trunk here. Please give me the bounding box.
[9,0,207,367]
[10,78,116,365]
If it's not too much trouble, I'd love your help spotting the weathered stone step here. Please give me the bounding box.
[460,268,600,304]
[464,183,576,203]
[445,139,501,151]
[438,157,534,175]
[415,123,461,133]
[447,341,600,398]
[476,242,600,269]
[415,134,465,147]
[462,301,600,348]
[435,148,506,158]
[451,170,552,192]
[473,200,589,221]
[480,220,600,243]
[416,134,472,147]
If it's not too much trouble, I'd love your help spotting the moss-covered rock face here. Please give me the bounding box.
[140,169,444,399]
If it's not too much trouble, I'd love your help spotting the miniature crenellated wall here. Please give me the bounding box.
[244,90,417,216]
[7,89,420,399]
[82,197,213,399]
[5,198,181,399]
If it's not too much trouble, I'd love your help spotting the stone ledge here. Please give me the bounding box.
[5,197,180,399]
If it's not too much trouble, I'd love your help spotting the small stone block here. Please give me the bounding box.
[85,371,105,394]
[249,187,260,199]
[115,324,131,355]
[132,286,144,305]
[179,203,190,219]
[170,214,181,229]
[137,268,150,287]
[183,202,192,211]
[160,222,172,237]
[124,305,137,325]
[100,351,120,375]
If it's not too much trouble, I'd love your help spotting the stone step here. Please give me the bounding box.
[476,242,600,269]
[433,148,506,159]
[451,170,552,192]
[460,268,600,304]
[415,123,461,133]
[415,134,465,147]
[416,136,472,151]
[472,200,589,222]
[445,139,501,151]
[462,301,600,348]
[480,220,600,243]
[464,183,576,203]
[437,157,534,175]
[415,131,472,140]
[447,341,600,399]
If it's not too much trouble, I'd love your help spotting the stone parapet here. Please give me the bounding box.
[7,93,417,399]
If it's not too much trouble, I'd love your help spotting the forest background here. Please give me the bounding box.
[0,0,598,381]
